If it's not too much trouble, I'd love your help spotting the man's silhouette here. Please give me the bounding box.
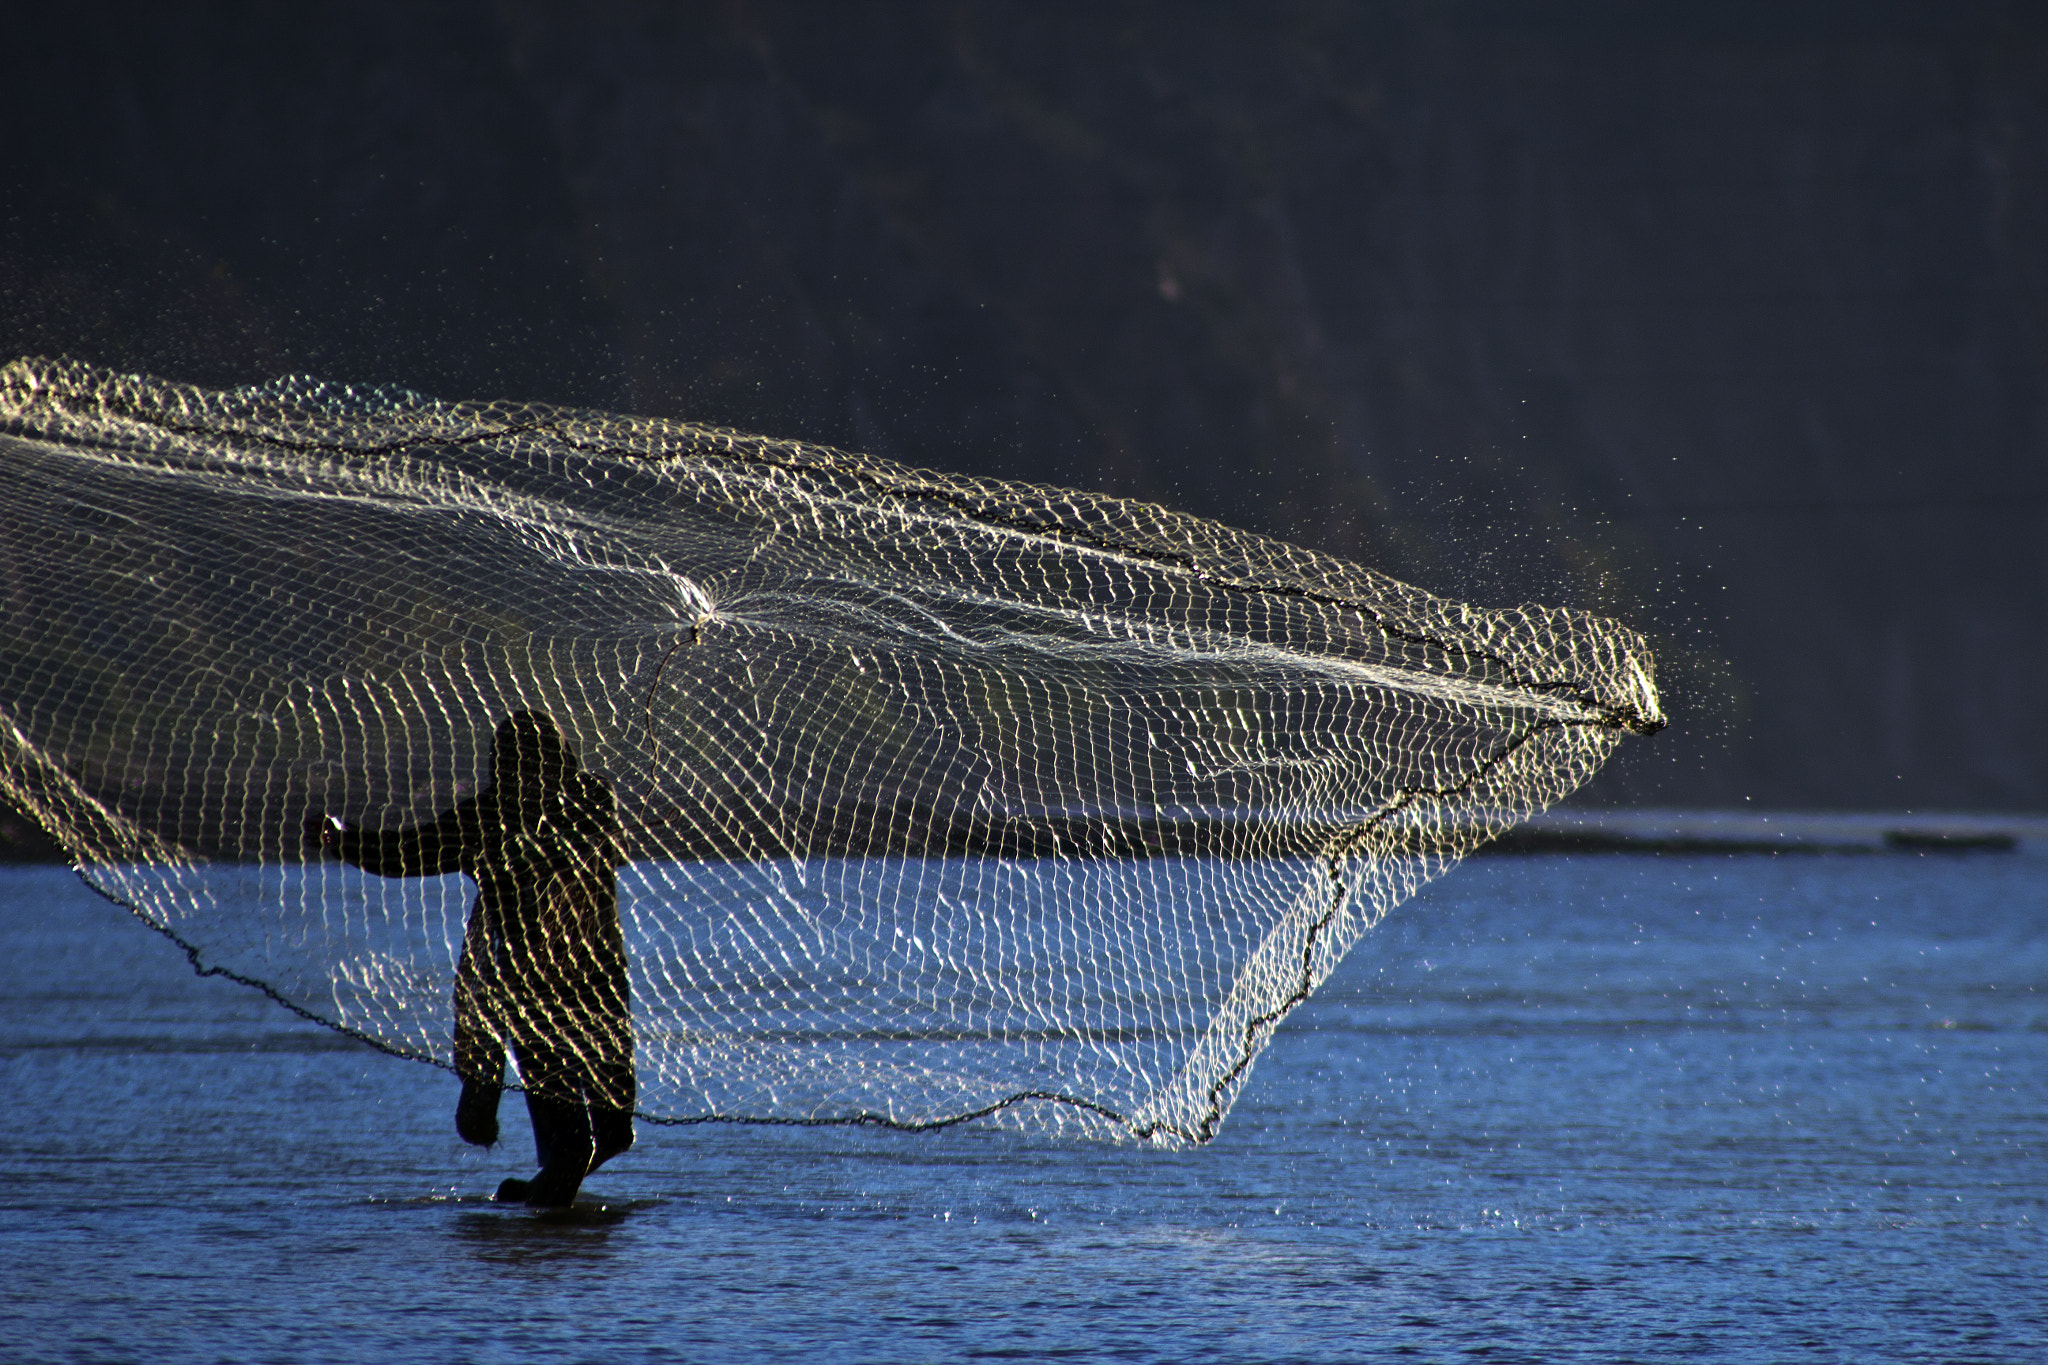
[307,712,633,1207]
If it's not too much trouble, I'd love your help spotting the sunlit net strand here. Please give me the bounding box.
[0,356,1662,1147]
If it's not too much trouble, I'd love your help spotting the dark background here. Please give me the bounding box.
[4,0,2043,811]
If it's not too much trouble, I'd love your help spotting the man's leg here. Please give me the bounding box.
[520,1090,595,1207]
[588,1056,636,1172]
[501,1044,596,1207]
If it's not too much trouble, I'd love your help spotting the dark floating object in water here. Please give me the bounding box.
[0,357,1660,1145]
[1884,829,2017,854]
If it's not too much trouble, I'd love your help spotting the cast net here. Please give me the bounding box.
[0,357,1662,1147]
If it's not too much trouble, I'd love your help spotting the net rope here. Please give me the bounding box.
[0,357,1663,1147]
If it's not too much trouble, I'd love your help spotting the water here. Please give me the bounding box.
[1,850,2041,1363]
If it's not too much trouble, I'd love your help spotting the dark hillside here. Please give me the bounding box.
[4,1,2043,808]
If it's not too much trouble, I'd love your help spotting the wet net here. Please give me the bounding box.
[0,357,1663,1147]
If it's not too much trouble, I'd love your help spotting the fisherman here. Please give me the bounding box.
[306,712,633,1207]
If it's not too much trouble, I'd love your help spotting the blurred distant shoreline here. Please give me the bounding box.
[1479,808,2045,857]
[0,807,60,864]
[3,799,2039,866]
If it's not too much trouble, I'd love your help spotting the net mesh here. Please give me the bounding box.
[0,356,1663,1147]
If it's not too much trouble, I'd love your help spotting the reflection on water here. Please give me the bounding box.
[447,1203,646,1267]
[0,852,2042,1362]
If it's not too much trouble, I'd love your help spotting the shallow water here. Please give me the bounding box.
[1,850,2042,1363]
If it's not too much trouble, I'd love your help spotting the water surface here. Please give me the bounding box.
[0,851,2041,1362]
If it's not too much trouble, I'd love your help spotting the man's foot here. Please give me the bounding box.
[494,1178,531,1202]
[523,1170,581,1208]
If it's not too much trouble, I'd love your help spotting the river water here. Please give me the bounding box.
[0,848,2041,1363]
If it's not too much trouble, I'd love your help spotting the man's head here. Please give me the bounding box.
[491,711,579,794]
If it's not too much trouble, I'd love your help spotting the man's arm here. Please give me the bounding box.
[303,802,473,878]
[452,918,507,1147]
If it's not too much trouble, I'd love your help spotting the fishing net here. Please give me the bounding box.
[0,357,1662,1147]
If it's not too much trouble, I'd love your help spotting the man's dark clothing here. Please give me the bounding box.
[329,735,633,1205]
